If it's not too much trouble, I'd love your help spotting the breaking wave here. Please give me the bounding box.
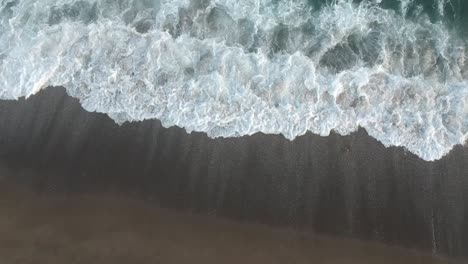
[0,0,467,161]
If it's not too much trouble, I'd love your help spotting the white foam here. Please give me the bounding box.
[0,0,467,161]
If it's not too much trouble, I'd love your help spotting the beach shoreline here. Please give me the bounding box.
[0,87,467,259]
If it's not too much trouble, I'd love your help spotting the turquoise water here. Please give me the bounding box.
[377,0,467,33]
[309,0,468,33]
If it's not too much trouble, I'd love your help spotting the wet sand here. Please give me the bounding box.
[0,183,462,264]
[0,87,467,260]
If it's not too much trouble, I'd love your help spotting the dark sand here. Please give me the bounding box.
[0,87,467,260]
[0,183,462,264]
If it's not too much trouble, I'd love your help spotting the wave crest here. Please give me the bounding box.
[1,0,467,161]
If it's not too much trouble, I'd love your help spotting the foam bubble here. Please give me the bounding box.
[0,0,467,161]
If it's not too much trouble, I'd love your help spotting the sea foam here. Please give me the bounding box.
[0,0,467,161]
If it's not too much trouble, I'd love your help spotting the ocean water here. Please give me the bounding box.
[0,0,466,161]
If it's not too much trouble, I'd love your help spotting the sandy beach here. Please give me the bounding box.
[0,87,467,260]
[0,183,463,264]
